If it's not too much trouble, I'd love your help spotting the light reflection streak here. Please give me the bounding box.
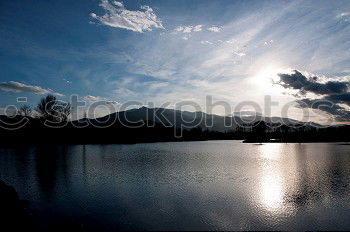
[259,144,284,210]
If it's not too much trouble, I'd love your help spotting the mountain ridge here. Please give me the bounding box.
[91,106,319,132]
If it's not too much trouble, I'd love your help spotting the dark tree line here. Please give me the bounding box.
[16,95,71,122]
[1,95,350,144]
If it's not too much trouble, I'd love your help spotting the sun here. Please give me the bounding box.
[252,65,292,95]
[254,65,293,85]
[256,66,283,82]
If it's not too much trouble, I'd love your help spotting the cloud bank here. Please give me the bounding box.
[277,70,349,96]
[0,81,63,96]
[296,98,350,122]
[90,0,163,32]
[276,70,350,121]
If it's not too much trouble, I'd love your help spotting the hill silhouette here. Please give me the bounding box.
[91,106,310,132]
[0,106,349,144]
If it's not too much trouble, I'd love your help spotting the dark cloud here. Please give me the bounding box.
[0,81,63,96]
[277,70,349,95]
[276,70,350,122]
[324,93,350,106]
[296,98,350,122]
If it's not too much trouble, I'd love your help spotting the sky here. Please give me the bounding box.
[0,0,350,123]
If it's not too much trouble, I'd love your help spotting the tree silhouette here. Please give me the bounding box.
[18,105,32,117]
[252,121,267,135]
[36,95,71,122]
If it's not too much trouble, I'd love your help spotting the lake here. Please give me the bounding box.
[1,141,350,230]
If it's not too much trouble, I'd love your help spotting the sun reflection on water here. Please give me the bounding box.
[261,171,283,209]
[259,144,284,210]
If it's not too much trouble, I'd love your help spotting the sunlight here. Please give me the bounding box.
[252,65,291,95]
[255,66,281,82]
[261,173,283,209]
[259,144,284,210]
[260,143,282,160]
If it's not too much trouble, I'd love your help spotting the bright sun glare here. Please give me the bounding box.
[253,66,292,95]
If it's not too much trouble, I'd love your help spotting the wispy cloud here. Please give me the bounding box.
[233,51,246,57]
[264,39,274,45]
[81,0,350,122]
[193,25,203,32]
[82,95,119,105]
[200,40,213,45]
[173,25,222,40]
[0,81,63,96]
[175,25,203,33]
[90,0,163,32]
[336,12,350,18]
[336,12,350,22]
[82,95,104,102]
[182,34,191,40]
[207,26,222,32]
[175,25,222,34]
[148,82,169,90]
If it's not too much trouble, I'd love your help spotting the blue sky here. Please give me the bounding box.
[1,0,350,122]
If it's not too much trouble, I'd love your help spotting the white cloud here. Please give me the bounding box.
[200,40,213,45]
[183,26,193,33]
[175,24,203,33]
[193,25,203,32]
[90,0,163,32]
[182,34,192,40]
[148,82,168,89]
[207,26,222,32]
[234,51,246,57]
[336,12,350,18]
[82,95,119,105]
[82,95,104,102]
[264,39,274,45]
[92,0,350,123]
[337,12,350,22]
[175,26,184,32]
[173,24,204,40]
[0,81,63,96]
[106,100,119,105]
[225,39,235,44]
[175,25,222,33]
[113,1,124,8]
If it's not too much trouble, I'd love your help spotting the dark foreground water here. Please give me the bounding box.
[1,141,350,230]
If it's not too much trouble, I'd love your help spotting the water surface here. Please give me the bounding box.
[1,141,350,230]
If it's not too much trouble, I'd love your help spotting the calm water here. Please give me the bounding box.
[1,141,350,230]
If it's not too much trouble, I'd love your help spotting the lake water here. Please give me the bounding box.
[1,141,350,230]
